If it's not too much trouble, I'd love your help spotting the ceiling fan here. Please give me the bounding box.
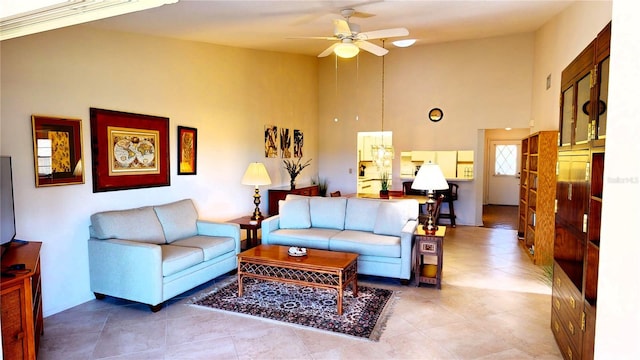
[296,8,409,58]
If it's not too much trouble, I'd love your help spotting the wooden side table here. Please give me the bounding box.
[229,216,266,249]
[414,226,446,289]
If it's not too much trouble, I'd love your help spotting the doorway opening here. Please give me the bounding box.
[482,128,528,229]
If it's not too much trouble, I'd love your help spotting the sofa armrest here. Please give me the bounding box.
[197,220,241,253]
[260,215,280,245]
[399,219,419,279]
[88,238,163,306]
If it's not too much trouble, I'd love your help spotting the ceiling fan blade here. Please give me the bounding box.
[333,19,352,37]
[358,27,409,40]
[287,36,337,40]
[318,43,340,58]
[357,40,389,56]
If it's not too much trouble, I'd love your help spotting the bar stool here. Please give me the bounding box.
[403,181,427,217]
[436,183,458,227]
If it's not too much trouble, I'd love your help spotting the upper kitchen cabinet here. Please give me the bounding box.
[559,22,610,150]
[401,150,474,180]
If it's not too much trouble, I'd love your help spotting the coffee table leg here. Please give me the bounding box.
[237,271,244,297]
[337,289,343,315]
[352,277,358,297]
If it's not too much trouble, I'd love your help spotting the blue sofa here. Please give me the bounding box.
[87,199,240,311]
[262,196,419,281]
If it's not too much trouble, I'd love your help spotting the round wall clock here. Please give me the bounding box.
[428,108,443,122]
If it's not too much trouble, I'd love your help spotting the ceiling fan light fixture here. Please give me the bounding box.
[392,39,416,48]
[334,42,359,58]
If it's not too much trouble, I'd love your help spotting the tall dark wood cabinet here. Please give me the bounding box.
[551,22,609,360]
[1,241,43,360]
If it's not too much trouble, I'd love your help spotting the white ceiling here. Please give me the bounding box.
[82,0,575,57]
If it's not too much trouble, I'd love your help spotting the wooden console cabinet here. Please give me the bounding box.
[268,184,319,215]
[1,241,43,360]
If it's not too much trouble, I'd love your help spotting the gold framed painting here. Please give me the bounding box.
[31,115,84,187]
[177,126,197,175]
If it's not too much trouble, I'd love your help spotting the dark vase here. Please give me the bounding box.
[379,190,389,198]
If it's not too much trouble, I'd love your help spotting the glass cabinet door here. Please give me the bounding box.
[560,87,574,147]
[596,57,610,140]
[575,73,591,144]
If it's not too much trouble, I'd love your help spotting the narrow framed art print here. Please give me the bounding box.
[90,108,170,192]
[177,126,197,175]
[31,115,84,187]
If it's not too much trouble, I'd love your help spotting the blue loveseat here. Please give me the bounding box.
[262,195,419,281]
[87,199,240,311]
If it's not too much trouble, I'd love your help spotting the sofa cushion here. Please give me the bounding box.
[329,230,401,258]
[154,199,199,243]
[309,197,346,230]
[285,194,308,201]
[279,198,311,229]
[267,228,340,250]
[170,235,235,261]
[373,201,410,237]
[344,198,380,232]
[162,244,204,277]
[90,206,166,244]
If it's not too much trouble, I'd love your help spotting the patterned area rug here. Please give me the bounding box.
[190,277,397,341]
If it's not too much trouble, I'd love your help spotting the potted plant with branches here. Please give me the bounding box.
[283,157,312,190]
[379,171,390,198]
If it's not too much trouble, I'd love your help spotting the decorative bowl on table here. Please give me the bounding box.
[288,246,307,257]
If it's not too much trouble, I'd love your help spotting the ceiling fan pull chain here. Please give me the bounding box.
[381,39,385,133]
[356,54,360,121]
[334,53,339,122]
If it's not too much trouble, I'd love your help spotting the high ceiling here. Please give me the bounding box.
[83,0,575,57]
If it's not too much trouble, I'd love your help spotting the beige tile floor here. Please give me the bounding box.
[39,226,561,359]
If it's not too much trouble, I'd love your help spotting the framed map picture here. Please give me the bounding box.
[90,108,170,192]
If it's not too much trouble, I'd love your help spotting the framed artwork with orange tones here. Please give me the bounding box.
[178,126,197,175]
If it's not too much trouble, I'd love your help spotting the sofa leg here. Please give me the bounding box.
[149,303,163,312]
[94,292,106,300]
[400,279,410,286]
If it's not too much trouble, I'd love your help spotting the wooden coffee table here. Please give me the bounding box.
[237,245,358,315]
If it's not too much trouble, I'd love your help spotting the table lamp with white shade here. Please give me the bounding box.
[241,162,271,221]
[411,162,449,233]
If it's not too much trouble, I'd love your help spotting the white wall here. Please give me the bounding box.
[0,27,319,315]
[596,1,640,357]
[318,33,536,226]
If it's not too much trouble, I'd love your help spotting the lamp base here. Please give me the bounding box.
[422,193,438,234]
[251,187,263,221]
